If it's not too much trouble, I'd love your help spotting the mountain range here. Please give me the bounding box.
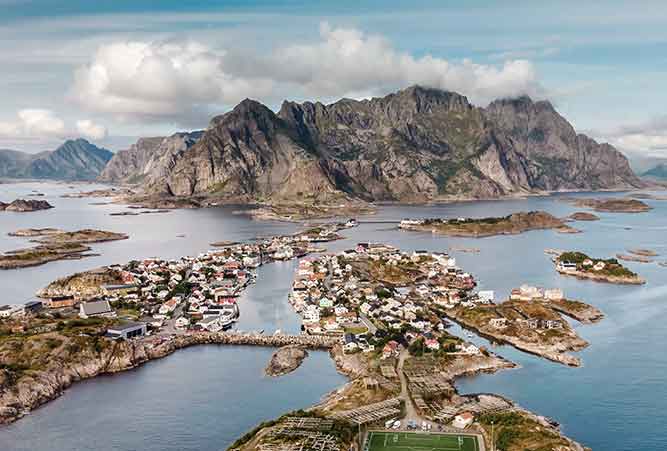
[102,86,641,203]
[0,139,112,181]
[642,163,667,180]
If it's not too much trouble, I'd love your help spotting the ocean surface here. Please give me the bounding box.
[1,181,666,451]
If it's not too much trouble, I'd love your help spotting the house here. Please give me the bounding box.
[175,317,190,329]
[79,300,114,319]
[557,261,577,272]
[477,290,494,303]
[425,338,440,351]
[457,343,480,355]
[452,412,474,429]
[106,321,147,340]
[46,295,76,309]
[544,288,564,301]
[197,316,224,332]
[23,300,43,314]
[0,304,24,318]
[593,261,606,271]
[399,219,423,228]
[382,340,399,359]
[489,318,508,329]
[343,334,358,353]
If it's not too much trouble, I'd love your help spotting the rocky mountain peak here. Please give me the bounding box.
[116,86,642,201]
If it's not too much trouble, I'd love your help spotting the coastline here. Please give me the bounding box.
[0,332,336,426]
[556,268,646,285]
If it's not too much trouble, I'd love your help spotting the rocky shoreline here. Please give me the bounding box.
[556,268,646,285]
[0,332,335,425]
[565,197,652,213]
[399,211,578,238]
[441,312,586,367]
[265,345,309,377]
[0,229,128,269]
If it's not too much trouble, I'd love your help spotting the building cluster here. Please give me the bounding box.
[287,243,485,356]
[5,233,327,339]
[557,258,606,272]
[486,284,566,330]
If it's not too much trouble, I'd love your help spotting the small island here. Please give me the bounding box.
[567,211,600,221]
[399,211,577,237]
[265,345,309,377]
[554,251,645,284]
[0,199,53,212]
[0,229,128,269]
[565,197,652,213]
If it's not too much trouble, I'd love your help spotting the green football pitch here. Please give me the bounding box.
[365,431,479,451]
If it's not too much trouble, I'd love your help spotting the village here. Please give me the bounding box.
[0,223,595,451]
[0,222,354,340]
[288,244,486,358]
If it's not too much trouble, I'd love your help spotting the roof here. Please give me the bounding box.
[107,321,146,333]
[81,300,112,315]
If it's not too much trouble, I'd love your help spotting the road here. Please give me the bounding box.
[397,349,423,424]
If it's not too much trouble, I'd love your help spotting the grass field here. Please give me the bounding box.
[365,431,479,451]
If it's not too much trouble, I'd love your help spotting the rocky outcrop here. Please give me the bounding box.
[0,139,112,181]
[0,332,336,425]
[265,345,308,377]
[0,199,53,212]
[99,132,203,185]
[129,86,642,203]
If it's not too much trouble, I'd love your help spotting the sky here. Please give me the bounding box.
[1,0,666,165]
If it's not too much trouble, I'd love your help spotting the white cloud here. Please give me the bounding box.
[71,23,545,124]
[598,116,667,158]
[76,119,108,140]
[0,109,108,149]
[0,109,66,139]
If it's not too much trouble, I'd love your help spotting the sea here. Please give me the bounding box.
[0,181,666,451]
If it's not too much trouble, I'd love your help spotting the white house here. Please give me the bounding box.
[452,412,474,429]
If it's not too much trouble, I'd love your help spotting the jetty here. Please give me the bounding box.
[178,331,339,350]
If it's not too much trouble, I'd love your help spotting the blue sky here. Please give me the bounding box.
[1,0,666,163]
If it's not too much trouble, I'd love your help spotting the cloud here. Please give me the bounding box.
[598,116,667,158]
[0,109,66,139]
[71,23,545,124]
[76,119,108,140]
[0,109,108,148]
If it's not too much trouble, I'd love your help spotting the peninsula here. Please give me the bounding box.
[0,229,128,269]
[555,251,645,284]
[398,211,577,237]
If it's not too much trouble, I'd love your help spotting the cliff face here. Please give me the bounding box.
[0,139,112,181]
[99,132,203,185]
[132,86,642,201]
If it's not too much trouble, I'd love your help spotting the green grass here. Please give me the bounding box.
[366,431,479,451]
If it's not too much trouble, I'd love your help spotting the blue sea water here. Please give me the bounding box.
[1,181,666,450]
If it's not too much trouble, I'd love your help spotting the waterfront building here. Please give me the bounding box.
[79,300,114,319]
[106,321,147,340]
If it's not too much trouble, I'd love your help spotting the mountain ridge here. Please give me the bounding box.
[0,139,112,181]
[108,86,643,202]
